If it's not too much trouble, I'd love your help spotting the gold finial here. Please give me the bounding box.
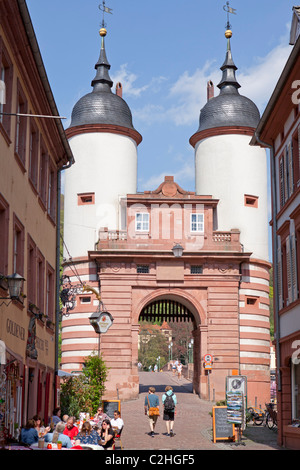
[99,27,107,37]
[225,29,232,39]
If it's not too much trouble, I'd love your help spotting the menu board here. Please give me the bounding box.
[226,391,244,425]
[102,400,121,419]
[212,406,235,443]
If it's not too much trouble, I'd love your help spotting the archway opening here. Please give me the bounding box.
[138,298,198,388]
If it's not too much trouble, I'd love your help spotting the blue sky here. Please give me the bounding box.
[27,0,295,195]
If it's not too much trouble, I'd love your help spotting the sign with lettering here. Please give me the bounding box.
[102,400,121,419]
[212,406,235,443]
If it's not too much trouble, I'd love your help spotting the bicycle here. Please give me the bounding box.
[265,403,277,430]
[246,406,265,426]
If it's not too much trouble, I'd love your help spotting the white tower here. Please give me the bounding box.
[61,25,142,375]
[64,27,142,259]
[190,27,271,401]
[190,30,268,261]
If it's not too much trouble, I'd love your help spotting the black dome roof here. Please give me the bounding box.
[196,38,260,133]
[198,88,260,131]
[70,86,135,129]
[69,32,136,131]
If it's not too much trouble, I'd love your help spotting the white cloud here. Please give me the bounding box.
[111,64,149,97]
[142,156,195,191]
[131,34,291,127]
[237,42,291,113]
[111,64,167,98]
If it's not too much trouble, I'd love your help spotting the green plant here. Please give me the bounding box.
[60,352,108,417]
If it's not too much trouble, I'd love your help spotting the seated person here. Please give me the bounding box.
[20,419,39,445]
[74,421,100,447]
[93,406,110,427]
[49,407,62,428]
[110,411,124,437]
[63,416,79,440]
[99,419,115,450]
[44,422,72,448]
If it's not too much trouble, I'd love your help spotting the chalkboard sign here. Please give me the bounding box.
[102,400,121,419]
[212,406,235,443]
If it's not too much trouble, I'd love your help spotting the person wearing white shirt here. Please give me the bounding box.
[110,411,124,437]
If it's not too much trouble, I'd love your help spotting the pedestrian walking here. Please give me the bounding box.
[177,362,183,380]
[162,386,177,437]
[144,386,160,437]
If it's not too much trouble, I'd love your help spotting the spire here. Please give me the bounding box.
[91,27,113,90]
[217,28,240,93]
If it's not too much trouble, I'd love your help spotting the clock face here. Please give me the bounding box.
[227,376,247,395]
[231,379,242,390]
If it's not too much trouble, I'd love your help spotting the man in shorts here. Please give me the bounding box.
[144,387,160,437]
[162,386,177,437]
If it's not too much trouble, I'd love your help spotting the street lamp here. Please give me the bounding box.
[0,273,25,306]
[189,338,194,363]
[168,341,173,362]
[172,243,184,257]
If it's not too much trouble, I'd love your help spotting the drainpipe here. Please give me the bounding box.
[253,132,281,395]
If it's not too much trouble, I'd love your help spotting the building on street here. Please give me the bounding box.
[251,5,300,451]
[0,0,73,439]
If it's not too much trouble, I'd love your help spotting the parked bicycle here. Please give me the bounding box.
[246,406,265,425]
[265,402,277,430]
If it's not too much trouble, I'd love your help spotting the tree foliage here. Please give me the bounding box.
[60,352,108,418]
[138,325,169,370]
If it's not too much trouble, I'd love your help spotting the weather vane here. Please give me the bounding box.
[99,1,113,28]
[223,1,236,30]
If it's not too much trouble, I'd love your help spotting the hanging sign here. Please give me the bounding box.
[98,312,114,333]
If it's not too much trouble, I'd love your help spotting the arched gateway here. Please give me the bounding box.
[61,177,271,406]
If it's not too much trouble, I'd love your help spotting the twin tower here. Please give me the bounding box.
[62,24,270,405]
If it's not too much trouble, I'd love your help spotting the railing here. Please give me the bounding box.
[97,228,241,251]
[212,232,232,243]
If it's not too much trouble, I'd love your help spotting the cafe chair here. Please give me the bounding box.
[113,426,124,450]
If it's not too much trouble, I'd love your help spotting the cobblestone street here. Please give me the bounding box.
[120,372,283,451]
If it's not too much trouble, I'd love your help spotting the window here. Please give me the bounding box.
[279,143,294,208]
[0,38,13,139]
[80,296,91,304]
[137,265,149,274]
[47,162,56,221]
[135,212,149,232]
[78,193,95,205]
[244,195,258,208]
[13,214,24,276]
[29,118,39,190]
[39,142,48,208]
[292,362,300,421]
[190,213,204,232]
[27,235,36,305]
[46,263,54,322]
[293,127,300,189]
[190,265,203,274]
[246,296,258,307]
[15,80,27,167]
[0,193,9,275]
[36,250,45,312]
